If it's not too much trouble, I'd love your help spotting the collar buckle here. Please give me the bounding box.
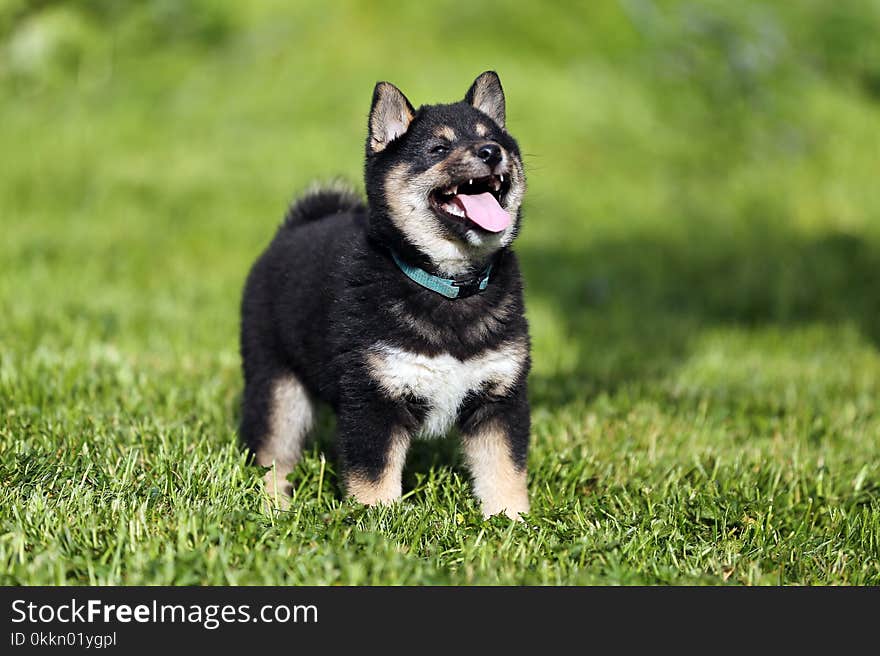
[451,278,484,298]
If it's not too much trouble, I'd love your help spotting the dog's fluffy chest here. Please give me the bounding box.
[367,340,526,437]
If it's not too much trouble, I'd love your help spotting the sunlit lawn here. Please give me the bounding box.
[2,1,878,584]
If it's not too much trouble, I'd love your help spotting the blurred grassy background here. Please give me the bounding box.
[3,1,879,371]
[1,1,879,584]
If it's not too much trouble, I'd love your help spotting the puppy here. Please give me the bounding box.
[240,71,530,519]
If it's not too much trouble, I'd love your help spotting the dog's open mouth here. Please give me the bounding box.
[429,174,512,233]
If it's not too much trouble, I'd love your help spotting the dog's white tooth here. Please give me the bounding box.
[500,174,504,183]
[469,179,473,186]
[451,185,457,195]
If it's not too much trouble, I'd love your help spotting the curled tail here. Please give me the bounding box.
[282,182,366,229]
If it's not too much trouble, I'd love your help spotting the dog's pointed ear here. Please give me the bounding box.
[465,71,505,129]
[368,82,415,154]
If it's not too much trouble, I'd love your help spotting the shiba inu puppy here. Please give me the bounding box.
[240,71,530,519]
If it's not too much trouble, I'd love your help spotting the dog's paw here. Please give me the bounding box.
[262,469,292,512]
[481,497,529,522]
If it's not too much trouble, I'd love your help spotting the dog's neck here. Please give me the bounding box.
[366,221,501,279]
[389,249,496,299]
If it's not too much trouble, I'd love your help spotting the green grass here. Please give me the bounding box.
[2,0,879,585]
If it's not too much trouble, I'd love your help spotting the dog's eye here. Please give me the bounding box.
[430,145,449,155]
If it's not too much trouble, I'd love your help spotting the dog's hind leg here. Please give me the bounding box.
[242,371,314,510]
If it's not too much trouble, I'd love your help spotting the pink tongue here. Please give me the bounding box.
[455,192,511,233]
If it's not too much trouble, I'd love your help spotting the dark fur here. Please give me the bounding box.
[240,72,530,505]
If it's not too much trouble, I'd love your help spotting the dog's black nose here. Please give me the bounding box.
[476,143,502,167]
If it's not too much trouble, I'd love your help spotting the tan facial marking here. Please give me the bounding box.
[346,430,410,505]
[462,421,529,520]
[384,162,474,276]
[382,143,526,274]
[256,375,314,509]
[475,122,488,137]
[458,149,484,167]
[497,156,526,248]
[433,125,456,141]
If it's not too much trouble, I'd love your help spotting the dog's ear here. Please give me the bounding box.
[465,71,505,129]
[368,82,415,154]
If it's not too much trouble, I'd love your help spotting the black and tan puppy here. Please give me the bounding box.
[240,71,530,519]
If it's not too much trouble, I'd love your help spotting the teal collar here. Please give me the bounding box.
[391,251,493,299]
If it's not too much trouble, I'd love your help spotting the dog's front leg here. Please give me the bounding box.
[459,384,530,520]
[337,392,412,506]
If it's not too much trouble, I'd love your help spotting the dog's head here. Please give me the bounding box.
[364,71,526,276]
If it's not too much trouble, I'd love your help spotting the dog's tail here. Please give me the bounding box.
[282,181,366,229]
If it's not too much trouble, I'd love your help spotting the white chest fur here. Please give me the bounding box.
[366,340,527,437]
